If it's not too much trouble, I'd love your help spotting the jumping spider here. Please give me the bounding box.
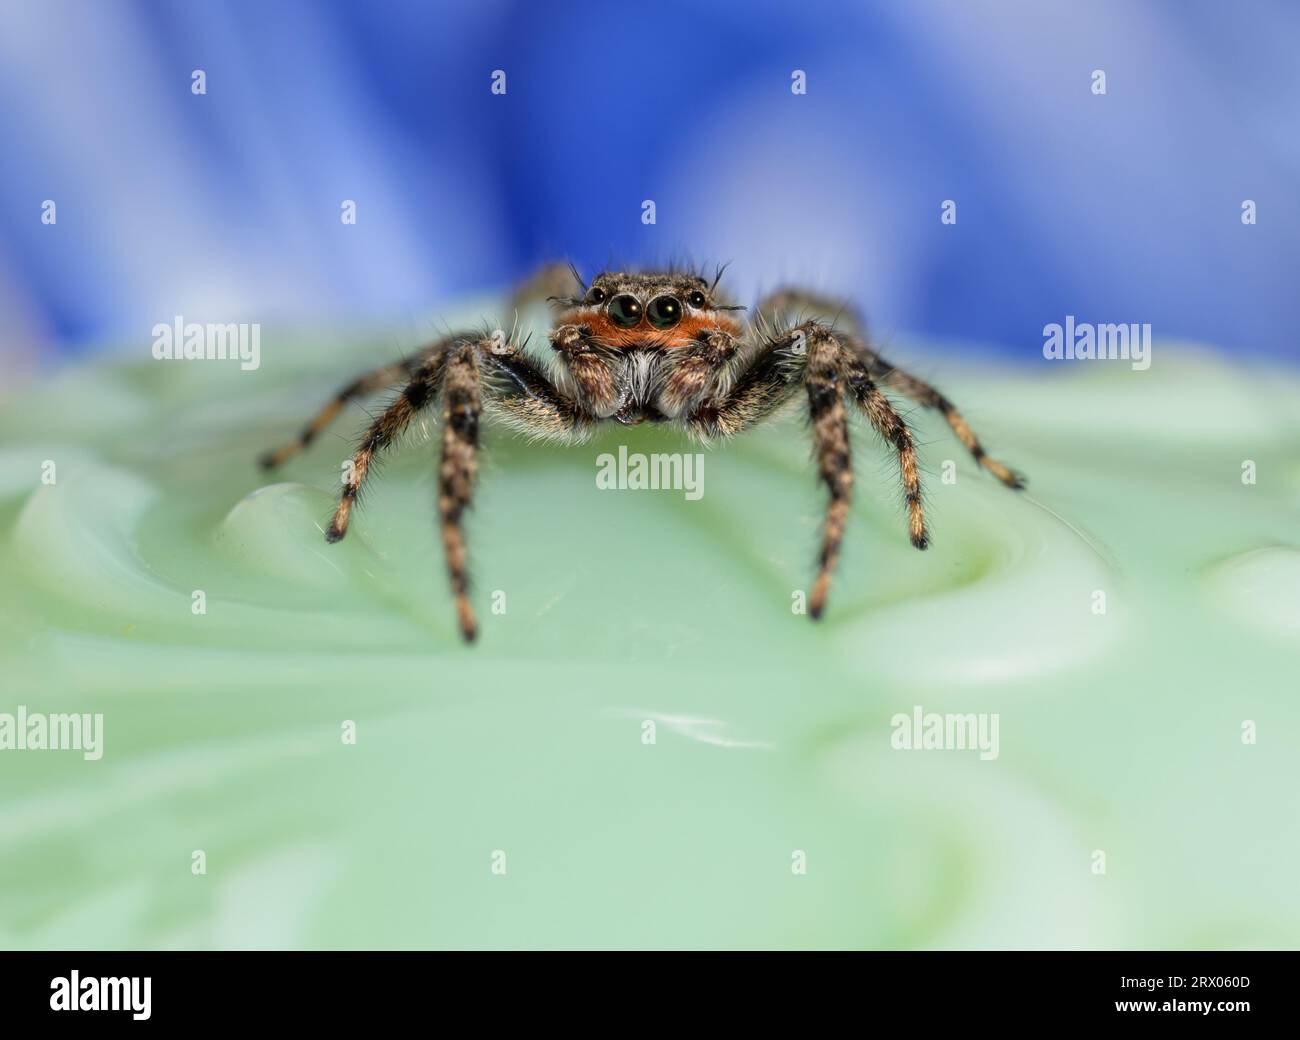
[259,263,1024,643]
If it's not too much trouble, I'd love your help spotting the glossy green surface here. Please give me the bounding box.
[1,311,1298,949]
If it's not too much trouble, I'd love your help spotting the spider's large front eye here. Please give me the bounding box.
[608,294,643,327]
[646,295,683,329]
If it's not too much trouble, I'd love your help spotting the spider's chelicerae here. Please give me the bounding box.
[258,263,1024,643]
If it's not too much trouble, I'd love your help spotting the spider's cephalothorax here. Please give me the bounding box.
[545,270,747,427]
[258,263,1025,643]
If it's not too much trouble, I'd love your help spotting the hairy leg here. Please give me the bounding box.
[683,321,855,616]
[260,261,579,471]
[438,343,482,642]
[756,285,1023,488]
[323,331,586,642]
[258,353,428,470]
[684,321,814,439]
[840,351,929,550]
[326,348,454,543]
[848,338,1025,489]
[686,320,930,618]
[754,286,865,338]
[481,342,592,441]
[507,261,583,317]
[804,328,855,618]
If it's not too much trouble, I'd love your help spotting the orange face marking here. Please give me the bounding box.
[560,308,741,349]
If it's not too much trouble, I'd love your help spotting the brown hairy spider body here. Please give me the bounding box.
[259,263,1024,643]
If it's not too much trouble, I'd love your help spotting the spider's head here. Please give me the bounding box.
[557,270,742,349]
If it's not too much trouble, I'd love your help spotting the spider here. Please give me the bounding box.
[258,263,1024,643]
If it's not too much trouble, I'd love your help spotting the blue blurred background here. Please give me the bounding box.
[1,0,1297,372]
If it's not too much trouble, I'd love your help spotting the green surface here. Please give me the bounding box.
[1,306,1299,949]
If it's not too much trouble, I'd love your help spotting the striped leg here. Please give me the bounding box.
[754,286,865,337]
[754,285,1023,490]
[260,262,578,472]
[438,344,482,642]
[325,335,583,643]
[684,322,858,618]
[846,337,1024,489]
[258,354,427,470]
[326,348,453,543]
[804,328,855,619]
[687,321,930,620]
[482,346,592,442]
[842,355,929,550]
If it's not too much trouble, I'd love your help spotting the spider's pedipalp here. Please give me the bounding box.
[684,322,811,439]
[658,328,739,417]
[551,323,621,416]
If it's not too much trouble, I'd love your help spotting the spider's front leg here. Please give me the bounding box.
[803,327,857,617]
[323,334,482,641]
[437,343,482,641]
[258,261,581,472]
[327,331,588,643]
[437,340,592,640]
[686,320,929,620]
[684,321,857,616]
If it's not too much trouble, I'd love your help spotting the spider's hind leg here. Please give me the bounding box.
[507,260,583,316]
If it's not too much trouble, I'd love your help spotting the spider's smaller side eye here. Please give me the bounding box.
[587,287,607,304]
[687,290,707,308]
